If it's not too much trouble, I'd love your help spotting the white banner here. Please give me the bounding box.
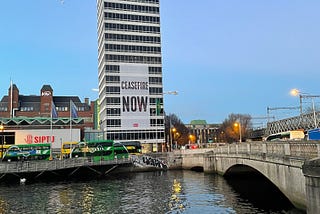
[120,64,150,129]
[12,129,80,149]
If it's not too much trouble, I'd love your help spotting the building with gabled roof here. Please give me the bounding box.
[0,84,96,143]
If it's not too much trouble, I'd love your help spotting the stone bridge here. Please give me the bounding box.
[167,142,320,213]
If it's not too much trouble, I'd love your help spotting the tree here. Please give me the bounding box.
[218,113,252,143]
[165,113,189,146]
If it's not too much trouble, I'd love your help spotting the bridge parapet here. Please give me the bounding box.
[211,141,320,160]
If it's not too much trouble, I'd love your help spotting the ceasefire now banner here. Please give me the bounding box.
[120,64,150,129]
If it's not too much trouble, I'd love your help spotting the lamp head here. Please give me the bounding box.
[290,88,300,97]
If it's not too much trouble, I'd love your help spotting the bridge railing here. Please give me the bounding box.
[0,157,132,174]
[210,141,320,160]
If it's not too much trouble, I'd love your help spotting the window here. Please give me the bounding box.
[149,67,162,74]
[149,87,162,95]
[106,65,120,73]
[106,75,120,83]
[57,106,68,111]
[0,107,7,112]
[106,97,121,105]
[106,86,120,94]
[107,119,121,127]
[149,77,162,84]
[107,108,120,116]
[20,106,34,112]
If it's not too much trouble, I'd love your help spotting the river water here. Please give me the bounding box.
[0,170,305,214]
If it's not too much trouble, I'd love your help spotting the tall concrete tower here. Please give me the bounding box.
[97,0,164,152]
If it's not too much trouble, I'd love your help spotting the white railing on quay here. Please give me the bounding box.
[0,157,132,174]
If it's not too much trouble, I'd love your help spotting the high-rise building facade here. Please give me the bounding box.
[97,0,164,152]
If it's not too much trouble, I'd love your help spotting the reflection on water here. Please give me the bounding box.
[0,170,304,214]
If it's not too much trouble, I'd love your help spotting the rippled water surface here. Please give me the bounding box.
[0,170,304,214]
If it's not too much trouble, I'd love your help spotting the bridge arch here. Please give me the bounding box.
[224,164,263,177]
[213,156,306,210]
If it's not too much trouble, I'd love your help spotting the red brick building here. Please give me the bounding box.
[0,84,95,139]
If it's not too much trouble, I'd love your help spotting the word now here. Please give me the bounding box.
[122,96,148,112]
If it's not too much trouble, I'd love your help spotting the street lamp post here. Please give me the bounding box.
[170,127,176,151]
[163,91,178,152]
[0,124,4,159]
[234,122,241,143]
[290,89,319,128]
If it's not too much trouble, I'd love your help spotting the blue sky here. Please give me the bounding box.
[1,0,320,125]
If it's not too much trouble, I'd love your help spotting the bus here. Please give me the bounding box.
[71,140,129,162]
[116,141,142,155]
[2,143,51,161]
[61,142,78,159]
[0,144,12,159]
[266,130,305,141]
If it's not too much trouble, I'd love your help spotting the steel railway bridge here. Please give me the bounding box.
[250,111,320,139]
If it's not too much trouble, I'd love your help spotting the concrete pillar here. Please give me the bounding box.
[302,158,320,214]
[203,153,215,173]
[284,143,291,156]
[262,143,267,154]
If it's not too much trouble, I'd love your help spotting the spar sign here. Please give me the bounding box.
[120,64,150,129]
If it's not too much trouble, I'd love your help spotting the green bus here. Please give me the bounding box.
[71,140,129,162]
[115,141,142,155]
[2,143,51,161]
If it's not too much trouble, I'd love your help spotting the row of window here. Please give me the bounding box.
[106,97,163,105]
[105,12,160,24]
[105,108,164,117]
[106,130,164,141]
[106,76,162,84]
[120,0,159,5]
[106,86,120,94]
[105,2,159,14]
[149,77,162,84]
[105,65,162,74]
[105,23,160,34]
[105,33,160,44]
[20,106,34,112]
[149,66,162,74]
[106,75,120,83]
[107,119,121,126]
[106,54,161,64]
[106,86,162,94]
[106,119,164,127]
[56,106,86,112]
[106,64,120,72]
[106,97,121,104]
[0,106,87,113]
[105,44,161,54]
[107,108,121,116]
